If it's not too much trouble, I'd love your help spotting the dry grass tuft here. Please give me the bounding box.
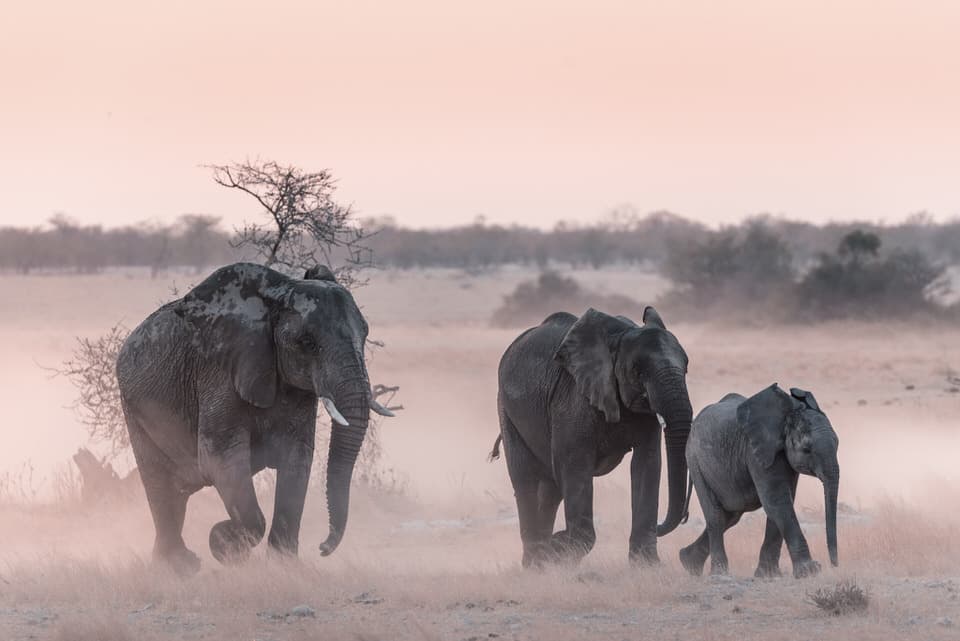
[808,579,870,616]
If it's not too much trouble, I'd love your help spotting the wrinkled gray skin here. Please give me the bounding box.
[495,307,693,567]
[117,263,392,574]
[680,384,840,579]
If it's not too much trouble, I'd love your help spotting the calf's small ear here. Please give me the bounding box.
[790,387,820,411]
[642,306,666,330]
[737,384,795,468]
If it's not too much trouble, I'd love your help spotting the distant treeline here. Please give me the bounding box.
[0,214,237,275]
[2,210,959,275]
[366,211,960,269]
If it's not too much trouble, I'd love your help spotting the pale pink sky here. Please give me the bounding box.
[1,0,958,230]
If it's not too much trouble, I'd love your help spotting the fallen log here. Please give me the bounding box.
[72,447,140,504]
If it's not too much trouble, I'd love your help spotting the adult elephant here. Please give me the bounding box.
[493,307,693,567]
[117,262,393,574]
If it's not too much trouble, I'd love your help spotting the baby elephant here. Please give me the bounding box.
[680,384,839,578]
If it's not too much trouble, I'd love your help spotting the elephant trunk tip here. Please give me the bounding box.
[319,534,341,557]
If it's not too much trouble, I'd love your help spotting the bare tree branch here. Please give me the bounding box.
[54,323,130,460]
[208,160,375,281]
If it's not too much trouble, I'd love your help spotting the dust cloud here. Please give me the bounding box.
[1,267,959,640]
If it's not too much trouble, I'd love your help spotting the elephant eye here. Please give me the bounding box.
[802,445,812,454]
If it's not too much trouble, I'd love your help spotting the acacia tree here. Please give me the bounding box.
[210,160,374,287]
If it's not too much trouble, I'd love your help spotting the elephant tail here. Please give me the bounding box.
[680,473,694,525]
[487,434,503,462]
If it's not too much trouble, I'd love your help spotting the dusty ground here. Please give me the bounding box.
[1,266,959,640]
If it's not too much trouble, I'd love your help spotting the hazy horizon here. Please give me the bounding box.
[3,1,959,230]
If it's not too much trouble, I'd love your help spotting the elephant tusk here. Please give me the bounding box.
[369,399,396,417]
[656,414,666,429]
[321,397,350,426]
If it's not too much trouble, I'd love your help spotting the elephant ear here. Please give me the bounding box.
[175,263,282,409]
[642,306,666,329]
[790,387,820,411]
[736,383,795,468]
[554,308,631,423]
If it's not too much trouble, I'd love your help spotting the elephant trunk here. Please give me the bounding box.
[318,363,371,557]
[652,368,693,537]
[822,464,840,567]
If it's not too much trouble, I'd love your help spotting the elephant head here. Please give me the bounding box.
[175,262,392,556]
[554,306,693,536]
[737,384,840,566]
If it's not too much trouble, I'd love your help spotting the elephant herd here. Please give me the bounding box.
[116,262,839,580]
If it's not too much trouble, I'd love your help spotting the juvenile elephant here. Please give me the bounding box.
[493,307,693,567]
[117,263,393,574]
[680,384,839,578]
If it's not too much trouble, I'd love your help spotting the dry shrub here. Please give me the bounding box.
[56,323,130,460]
[490,271,644,328]
[808,579,869,616]
[0,461,39,504]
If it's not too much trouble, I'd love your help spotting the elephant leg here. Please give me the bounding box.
[694,472,739,575]
[629,425,662,565]
[536,479,562,541]
[549,472,596,562]
[268,435,314,555]
[687,467,729,574]
[203,443,266,565]
[548,444,597,563]
[545,416,598,563]
[755,475,797,578]
[756,475,818,578]
[679,528,710,576]
[755,517,785,577]
[500,412,550,568]
[126,414,200,576]
[708,510,742,575]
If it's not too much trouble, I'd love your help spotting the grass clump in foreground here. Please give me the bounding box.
[808,579,869,616]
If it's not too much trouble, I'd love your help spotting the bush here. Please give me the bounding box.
[799,231,944,319]
[659,222,796,319]
[491,271,644,328]
[808,579,869,616]
[659,225,952,321]
[57,323,130,460]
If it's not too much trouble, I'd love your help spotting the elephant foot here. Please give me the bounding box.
[679,545,707,576]
[792,559,821,579]
[154,546,201,577]
[522,540,561,569]
[629,544,661,567]
[209,520,258,565]
[267,531,299,557]
[546,531,592,565]
[521,551,544,570]
[708,559,729,576]
[754,562,782,579]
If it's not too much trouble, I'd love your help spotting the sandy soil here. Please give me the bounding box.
[1,267,959,640]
